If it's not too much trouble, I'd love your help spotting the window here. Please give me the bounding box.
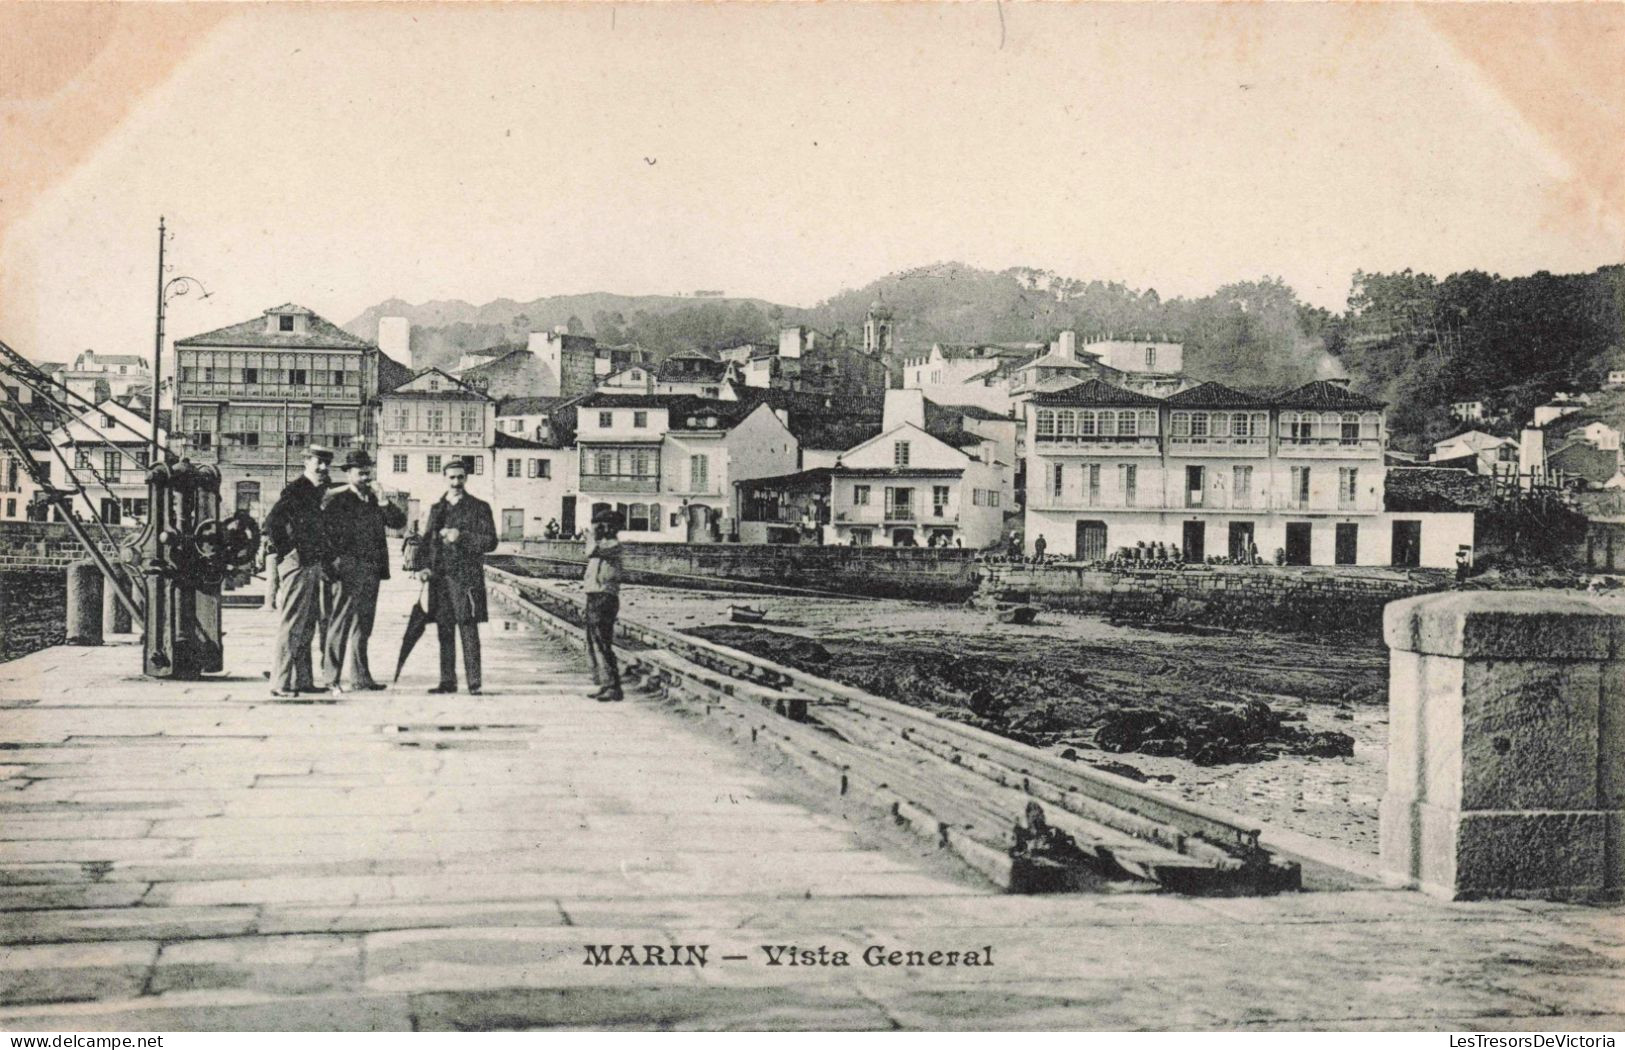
[1118,410,1138,437]
[893,441,910,466]
[1119,464,1137,507]
[1339,467,1358,508]
[4,499,13,517]
[506,458,522,477]
[394,454,409,473]
[690,454,709,491]
[135,450,150,469]
[391,407,410,430]
[504,419,522,433]
[1341,414,1360,446]
[1361,413,1381,442]
[628,503,652,532]
[460,406,481,432]
[1056,410,1076,437]
[598,411,613,428]
[633,411,648,429]
[333,371,348,387]
[426,377,441,392]
[1036,410,1056,437]
[1170,412,1190,439]
[1186,465,1205,508]
[100,413,113,428]
[103,451,120,482]
[1078,410,1097,437]
[1052,462,1064,500]
[851,528,873,547]
[989,490,1000,507]
[1145,347,1156,370]
[278,315,294,332]
[75,448,90,469]
[528,458,551,479]
[853,484,871,506]
[1290,466,1311,508]
[470,457,484,475]
[426,409,445,432]
[1189,413,1209,443]
[1233,465,1253,508]
[1087,463,1101,506]
[38,461,50,483]
[932,485,950,517]
[243,368,258,384]
[1099,411,1117,438]
[427,455,442,474]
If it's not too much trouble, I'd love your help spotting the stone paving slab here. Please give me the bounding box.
[0,575,1621,1031]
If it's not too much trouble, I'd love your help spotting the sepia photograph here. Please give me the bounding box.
[0,0,1622,1035]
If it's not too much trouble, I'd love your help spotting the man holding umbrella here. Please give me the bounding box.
[321,450,406,693]
[414,458,497,694]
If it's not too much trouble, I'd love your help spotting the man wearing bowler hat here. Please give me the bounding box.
[416,457,498,694]
[265,444,336,698]
[321,449,407,693]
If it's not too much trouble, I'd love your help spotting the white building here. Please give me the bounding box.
[825,390,1005,549]
[61,350,152,401]
[375,368,495,529]
[1023,378,1471,568]
[1429,430,1520,476]
[1450,400,1485,423]
[574,393,799,543]
[491,432,580,541]
[1,399,166,524]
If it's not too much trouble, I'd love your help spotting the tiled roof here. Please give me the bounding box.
[175,307,373,350]
[786,414,884,450]
[656,356,727,383]
[1164,381,1268,409]
[1273,381,1386,410]
[577,392,692,409]
[377,352,412,394]
[459,348,530,377]
[1029,379,1162,407]
[830,467,964,479]
[493,432,557,450]
[1022,351,1092,371]
[497,396,570,416]
[735,467,836,492]
[1548,441,1621,485]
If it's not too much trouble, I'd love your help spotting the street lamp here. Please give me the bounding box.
[152,217,212,459]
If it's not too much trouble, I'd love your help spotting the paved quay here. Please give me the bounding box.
[1,576,1622,1031]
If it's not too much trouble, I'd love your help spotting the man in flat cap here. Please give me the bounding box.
[416,457,498,694]
[321,450,407,693]
[264,445,335,697]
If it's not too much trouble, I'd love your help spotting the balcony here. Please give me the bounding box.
[1035,434,1161,456]
[380,429,484,448]
[1166,435,1270,457]
[179,381,359,404]
[578,474,660,494]
[1277,437,1383,458]
[883,506,917,522]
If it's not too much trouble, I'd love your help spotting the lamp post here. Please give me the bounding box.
[151,217,211,461]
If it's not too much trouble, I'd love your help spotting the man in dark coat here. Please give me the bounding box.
[264,445,334,697]
[321,450,407,692]
[415,458,497,694]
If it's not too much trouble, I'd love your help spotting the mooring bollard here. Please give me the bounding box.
[65,560,104,646]
[102,570,132,635]
[1380,591,1625,901]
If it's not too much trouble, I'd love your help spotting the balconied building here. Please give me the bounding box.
[1024,378,1472,568]
[375,368,495,529]
[174,304,392,518]
[574,392,798,543]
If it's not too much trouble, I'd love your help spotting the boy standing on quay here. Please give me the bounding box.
[583,509,624,702]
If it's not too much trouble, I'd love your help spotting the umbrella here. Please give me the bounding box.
[393,583,433,682]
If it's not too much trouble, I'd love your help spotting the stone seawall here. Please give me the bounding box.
[510,540,981,602]
[987,562,1453,637]
[0,522,138,571]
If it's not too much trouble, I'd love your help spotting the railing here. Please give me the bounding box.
[883,506,917,522]
[1036,434,1160,450]
[578,475,661,494]
[1168,436,1269,453]
[1279,437,1382,451]
[179,381,360,403]
[380,429,484,447]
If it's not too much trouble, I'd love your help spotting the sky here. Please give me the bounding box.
[2,3,1622,363]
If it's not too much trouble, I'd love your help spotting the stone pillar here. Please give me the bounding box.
[1381,592,1624,902]
[65,560,104,646]
[102,572,132,635]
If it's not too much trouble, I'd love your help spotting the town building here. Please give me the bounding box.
[375,368,494,529]
[173,304,395,519]
[54,350,153,403]
[1,399,167,524]
[1022,378,1469,568]
[653,349,728,398]
[823,391,1005,549]
[1428,430,1520,477]
[491,431,580,540]
[1450,400,1486,423]
[724,325,890,402]
[573,392,798,543]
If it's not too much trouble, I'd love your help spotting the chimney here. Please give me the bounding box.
[1057,331,1077,360]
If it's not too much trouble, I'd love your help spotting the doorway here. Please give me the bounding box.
[1285,522,1312,565]
[1391,520,1422,567]
[560,496,576,538]
[501,509,524,541]
[1227,521,1255,561]
[1182,520,1205,563]
[1075,520,1108,562]
[1335,523,1359,566]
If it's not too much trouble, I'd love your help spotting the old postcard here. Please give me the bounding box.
[0,1,1622,1036]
